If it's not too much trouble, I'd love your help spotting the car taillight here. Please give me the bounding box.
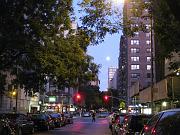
[151,127,156,135]
[144,125,149,131]
[124,118,128,121]
[116,119,119,123]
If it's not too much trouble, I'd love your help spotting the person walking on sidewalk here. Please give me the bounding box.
[92,112,96,122]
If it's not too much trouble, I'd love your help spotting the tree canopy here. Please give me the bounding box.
[0,0,100,94]
[0,0,179,94]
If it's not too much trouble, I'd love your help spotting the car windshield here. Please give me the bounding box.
[119,116,125,124]
[50,113,60,118]
[101,112,109,115]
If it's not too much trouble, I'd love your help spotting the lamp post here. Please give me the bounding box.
[11,88,18,112]
[15,89,18,112]
[171,77,174,109]
[149,5,155,114]
[106,96,125,107]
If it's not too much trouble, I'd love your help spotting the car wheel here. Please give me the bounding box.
[17,128,22,135]
[31,127,35,134]
[46,125,50,131]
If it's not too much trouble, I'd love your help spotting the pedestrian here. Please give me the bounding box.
[92,112,96,122]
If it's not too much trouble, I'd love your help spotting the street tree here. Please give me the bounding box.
[1,0,179,95]
[0,0,98,95]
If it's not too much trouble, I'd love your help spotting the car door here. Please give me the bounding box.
[141,113,162,135]
[154,111,180,135]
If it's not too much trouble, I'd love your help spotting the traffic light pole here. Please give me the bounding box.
[105,95,125,111]
[107,96,122,101]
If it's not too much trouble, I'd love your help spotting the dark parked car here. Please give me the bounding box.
[111,113,127,135]
[98,111,109,118]
[141,109,180,135]
[31,113,54,131]
[82,112,91,117]
[122,114,153,135]
[2,113,34,135]
[49,113,63,127]
[64,112,73,124]
[108,112,120,131]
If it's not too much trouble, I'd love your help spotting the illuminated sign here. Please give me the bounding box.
[49,96,56,102]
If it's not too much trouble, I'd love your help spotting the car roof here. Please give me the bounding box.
[160,108,180,113]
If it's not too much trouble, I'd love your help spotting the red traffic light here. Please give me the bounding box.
[104,95,109,101]
[76,94,81,100]
[73,93,82,104]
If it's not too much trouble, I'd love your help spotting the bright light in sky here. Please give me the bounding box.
[106,56,111,61]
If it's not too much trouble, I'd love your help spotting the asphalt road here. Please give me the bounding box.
[34,116,111,135]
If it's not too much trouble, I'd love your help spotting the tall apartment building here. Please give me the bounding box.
[108,67,118,89]
[118,0,155,104]
[117,35,128,101]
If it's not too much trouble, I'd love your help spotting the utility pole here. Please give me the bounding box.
[150,11,154,114]
[15,65,19,113]
[15,88,18,112]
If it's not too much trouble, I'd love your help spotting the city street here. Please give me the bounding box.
[34,117,111,135]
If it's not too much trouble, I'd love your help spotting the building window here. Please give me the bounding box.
[131,73,140,78]
[146,48,151,53]
[131,57,139,62]
[130,16,139,21]
[146,40,151,45]
[134,32,139,36]
[146,32,150,38]
[146,24,151,30]
[147,57,151,62]
[147,73,151,78]
[131,39,140,45]
[147,65,151,70]
[144,9,149,13]
[131,48,140,53]
[131,65,140,70]
[131,24,139,28]
[130,1,136,4]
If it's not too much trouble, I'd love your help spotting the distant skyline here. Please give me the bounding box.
[73,0,123,91]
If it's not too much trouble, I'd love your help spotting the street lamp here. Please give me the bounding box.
[162,101,167,107]
[11,88,18,112]
[12,91,16,96]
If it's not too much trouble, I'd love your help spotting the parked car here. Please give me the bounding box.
[121,114,153,135]
[111,113,127,135]
[2,113,34,135]
[82,112,91,117]
[0,115,15,135]
[31,113,55,131]
[108,112,120,131]
[98,111,109,118]
[64,112,73,124]
[141,109,180,135]
[49,113,63,127]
